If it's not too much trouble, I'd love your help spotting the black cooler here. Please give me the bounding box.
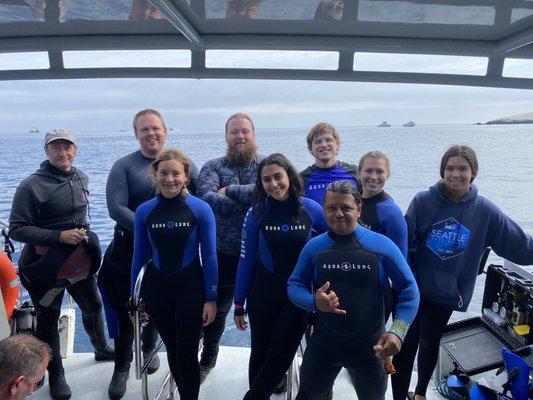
[437,261,533,377]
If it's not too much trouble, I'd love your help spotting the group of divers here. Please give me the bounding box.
[6,109,533,400]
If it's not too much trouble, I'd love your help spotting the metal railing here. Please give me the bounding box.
[285,325,310,400]
[130,264,177,400]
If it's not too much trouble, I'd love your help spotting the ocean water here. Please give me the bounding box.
[1,124,532,351]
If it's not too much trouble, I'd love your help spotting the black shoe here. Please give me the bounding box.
[108,369,129,400]
[95,346,115,362]
[273,374,288,394]
[49,373,71,400]
[200,365,213,384]
[143,351,160,375]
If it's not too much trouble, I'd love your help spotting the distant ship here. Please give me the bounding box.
[377,121,391,127]
[403,121,415,127]
[29,127,39,133]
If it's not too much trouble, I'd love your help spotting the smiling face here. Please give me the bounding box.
[134,112,168,158]
[359,157,389,198]
[45,140,76,172]
[443,155,472,201]
[323,191,362,236]
[154,159,188,198]
[226,117,256,148]
[310,131,339,168]
[260,163,290,201]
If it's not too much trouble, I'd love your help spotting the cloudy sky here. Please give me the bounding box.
[1,52,533,133]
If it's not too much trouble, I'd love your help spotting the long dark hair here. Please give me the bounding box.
[253,153,303,216]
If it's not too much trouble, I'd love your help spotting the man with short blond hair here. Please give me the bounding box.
[300,122,359,205]
[0,334,51,400]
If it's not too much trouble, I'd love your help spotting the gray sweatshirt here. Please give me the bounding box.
[197,154,263,257]
[9,160,89,245]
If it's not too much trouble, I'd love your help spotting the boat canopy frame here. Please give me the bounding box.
[1,0,533,89]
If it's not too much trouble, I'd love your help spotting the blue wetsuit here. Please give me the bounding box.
[234,196,327,400]
[361,190,408,317]
[361,190,407,257]
[288,225,419,400]
[131,193,217,400]
[299,161,360,205]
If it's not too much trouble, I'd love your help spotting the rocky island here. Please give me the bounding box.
[485,111,533,124]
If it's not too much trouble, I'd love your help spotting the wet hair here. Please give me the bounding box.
[225,113,255,134]
[132,108,166,133]
[149,148,191,196]
[440,145,478,182]
[0,334,51,385]
[253,153,303,213]
[306,122,340,152]
[357,150,391,176]
[325,180,363,205]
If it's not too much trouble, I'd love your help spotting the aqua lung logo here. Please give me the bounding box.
[151,221,191,229]
[321,262,371,271]
[308,183,327,191]
[264,224,308,231]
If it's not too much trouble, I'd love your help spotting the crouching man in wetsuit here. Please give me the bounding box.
[288,180,419,400]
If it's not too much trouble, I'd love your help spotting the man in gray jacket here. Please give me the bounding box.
[198,113,263,381]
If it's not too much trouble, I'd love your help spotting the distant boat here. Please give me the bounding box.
[403,121,415,127]
[29,127,39,133]
[377,121,391,127]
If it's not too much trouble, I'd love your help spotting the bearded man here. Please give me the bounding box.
[197,113,264,382]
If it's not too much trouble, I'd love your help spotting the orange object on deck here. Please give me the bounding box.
[0,251,20,319]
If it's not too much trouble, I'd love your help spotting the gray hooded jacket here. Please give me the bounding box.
[9,160,89,245]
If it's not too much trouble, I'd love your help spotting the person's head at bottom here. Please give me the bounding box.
[0,334,51,400]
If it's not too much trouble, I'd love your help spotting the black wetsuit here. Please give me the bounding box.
[234,197,328,399]
[289,227,419,400]
[131,194,217,400]
[9,161,108,377]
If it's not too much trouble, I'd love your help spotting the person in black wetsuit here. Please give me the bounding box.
[130,149,218,400]
[288,180,419,400]
[9,130,113,400]
[233,153,328,400]
[99,109,198,399]
[358,151,407,258]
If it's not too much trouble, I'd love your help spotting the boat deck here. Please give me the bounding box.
[31,347,446,399]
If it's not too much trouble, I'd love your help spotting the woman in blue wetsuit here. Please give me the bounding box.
[233,153,328,400]
[392,145,533,400]
[130,149,218,400]
[358,150,407,257]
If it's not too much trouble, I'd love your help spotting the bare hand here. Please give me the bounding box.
[234,315,248,331]
[217,187,227,195]
[202,301,217,327]
[59,228,87,245]
[373,332,402,362]
[314,281,346,314]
